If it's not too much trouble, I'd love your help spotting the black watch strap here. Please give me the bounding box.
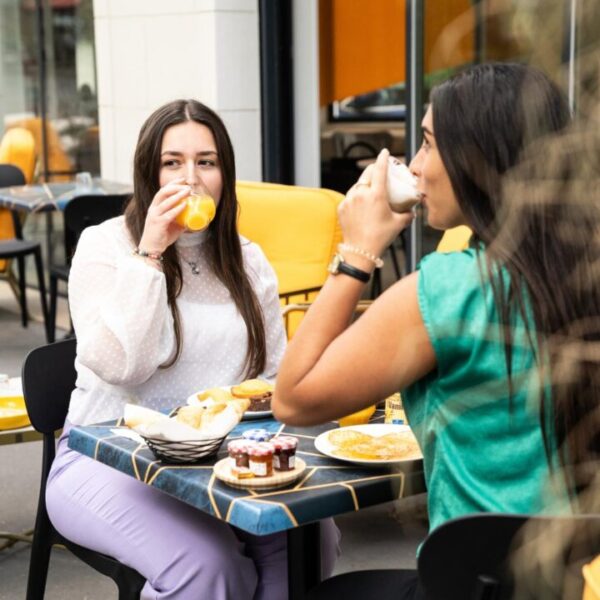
[337,260,371,283]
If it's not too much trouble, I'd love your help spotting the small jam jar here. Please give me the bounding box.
[242,428,272,443]
[227,439,250,468]
[271,436,298,471]
[247,442,275,477]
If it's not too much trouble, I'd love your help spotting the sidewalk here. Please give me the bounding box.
[0,280,427,599]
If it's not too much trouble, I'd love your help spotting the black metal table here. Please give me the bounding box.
[68,412,425,599]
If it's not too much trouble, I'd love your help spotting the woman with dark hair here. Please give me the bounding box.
[274,63,598,596]
[45,99,339,599]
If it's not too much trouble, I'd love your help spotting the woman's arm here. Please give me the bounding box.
[69,222,176,386]
[273,149,436,425]
[272,270,435,425]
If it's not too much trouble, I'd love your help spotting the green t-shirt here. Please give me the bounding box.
[403,248,569,534]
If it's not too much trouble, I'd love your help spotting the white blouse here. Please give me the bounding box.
[66,216,287,426]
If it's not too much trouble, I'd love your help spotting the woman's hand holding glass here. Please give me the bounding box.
[339,149,414,262]
[138,177,189,254]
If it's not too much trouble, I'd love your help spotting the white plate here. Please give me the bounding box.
[186,387,273,421]
[314,424,422,465]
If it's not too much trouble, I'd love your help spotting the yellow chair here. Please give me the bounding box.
[236,180,344,338]
[584,555,600,600]
[0,127,36,183]
[0,128,37,274]
[6,117,73,181]
[236,180,343,297]
[436,225,472,252]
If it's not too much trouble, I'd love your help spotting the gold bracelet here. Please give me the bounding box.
[337,243,384,269]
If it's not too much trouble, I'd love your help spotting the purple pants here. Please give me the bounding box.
[46,425,340,600]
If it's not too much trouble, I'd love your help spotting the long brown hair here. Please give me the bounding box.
[125,99,266,376]
[431,63,599,501]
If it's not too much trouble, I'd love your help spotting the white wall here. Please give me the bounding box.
[292,0,321,187]
[93,0,261,184]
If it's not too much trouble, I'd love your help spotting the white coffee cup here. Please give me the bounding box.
[387,158,420,213]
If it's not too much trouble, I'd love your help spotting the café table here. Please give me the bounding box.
[68,411,425,599]
[0,178,132,213]
[0,177,133,268]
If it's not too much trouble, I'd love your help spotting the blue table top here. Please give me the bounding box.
[0,179,132,213]
[68,412,424,536]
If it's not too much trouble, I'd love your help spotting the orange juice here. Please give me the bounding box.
[176,194,216,231]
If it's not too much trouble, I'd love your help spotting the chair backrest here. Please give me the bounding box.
[418,512,600,600]
[236,180,344,298]
[436,225,472,252]
[22,338,77,435]
[0,127,36,182]
[63,194,129,261]
[7,116,73,181]
[0,162,26,187]
[0,163,27,243]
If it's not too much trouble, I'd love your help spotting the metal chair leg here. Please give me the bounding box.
[33,248,51,343]
[16,255,28,327]
[48,274,58,344]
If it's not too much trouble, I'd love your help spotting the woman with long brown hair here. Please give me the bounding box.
[45,99,339,599]
[274,63,599,598]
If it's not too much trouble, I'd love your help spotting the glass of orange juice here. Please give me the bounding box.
[175,186,216,231]
[338,404,376,427]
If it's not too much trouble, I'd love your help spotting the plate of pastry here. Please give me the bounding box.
[314,424,422,465]
[186,379,274,420]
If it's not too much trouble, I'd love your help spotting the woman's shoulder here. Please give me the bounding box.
[239,234,270,266]
[417,247,487,316]
[418,246,481,274]
[75,215,133,254]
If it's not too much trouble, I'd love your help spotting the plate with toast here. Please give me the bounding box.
[186,379,274,420]
[314,424,422,465]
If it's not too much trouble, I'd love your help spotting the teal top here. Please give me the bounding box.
[403,248,568,534]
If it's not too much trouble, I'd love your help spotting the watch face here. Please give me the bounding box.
[328,253,342,275]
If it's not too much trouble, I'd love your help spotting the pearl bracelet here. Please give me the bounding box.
[133,248,164,263]
[337,243,384,269]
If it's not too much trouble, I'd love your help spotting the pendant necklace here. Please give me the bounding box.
[184,259,200,275]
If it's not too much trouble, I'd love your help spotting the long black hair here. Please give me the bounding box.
[431,63,599,501]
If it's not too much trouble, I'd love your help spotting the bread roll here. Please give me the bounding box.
[124,404,168,429]
[231,379,274,398]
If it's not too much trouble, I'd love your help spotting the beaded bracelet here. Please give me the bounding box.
[337,243,384,269]
[133,248,164,263]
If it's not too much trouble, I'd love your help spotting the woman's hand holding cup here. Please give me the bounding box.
[339,149,414,261]
[139,178,189,254]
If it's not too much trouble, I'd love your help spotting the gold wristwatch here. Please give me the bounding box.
[327,253,371,283]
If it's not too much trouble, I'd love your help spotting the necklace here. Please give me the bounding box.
[184,259,200,275]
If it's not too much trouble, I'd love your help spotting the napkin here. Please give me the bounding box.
[123,402,241,442]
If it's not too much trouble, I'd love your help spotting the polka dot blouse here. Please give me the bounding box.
[66,216,287,426]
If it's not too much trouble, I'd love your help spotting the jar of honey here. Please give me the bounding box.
[247,442,275,477]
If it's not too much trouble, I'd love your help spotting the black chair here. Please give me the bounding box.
[307,512,600,600]
[48,193,129,342]
[0,164,50,341]
[22,338,145,600]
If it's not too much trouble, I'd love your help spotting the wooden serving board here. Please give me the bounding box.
[213,457,306,490]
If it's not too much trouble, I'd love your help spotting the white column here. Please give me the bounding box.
[292,0,321,188]
[93,0,261,184]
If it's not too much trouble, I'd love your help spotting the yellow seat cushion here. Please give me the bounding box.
[0,127,36,183]
[436,225,472,252]
[236,180,344,296]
